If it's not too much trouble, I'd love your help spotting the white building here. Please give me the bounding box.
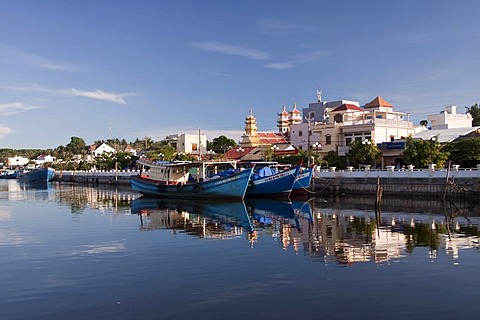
[290,96,417,157]
[35,154,55,165]
[427,105,473,129]
[8,155,30,167]
[90,143,115,157]
[166,133,207,158]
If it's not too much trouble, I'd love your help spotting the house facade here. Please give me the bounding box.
[289,96,417,162]
[35,154,55,165]
[7,155,30,167]
[166,133,207,158]
[428,105,473,129]
[90,143,116,157]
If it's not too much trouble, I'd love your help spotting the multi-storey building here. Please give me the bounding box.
[428,105,473,129]
[289,94,417,160]
[165,133,207,158]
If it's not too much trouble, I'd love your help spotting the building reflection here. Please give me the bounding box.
[129,195,480,265]
[4,179,477,265]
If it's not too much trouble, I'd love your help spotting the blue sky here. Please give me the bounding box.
[1,1,479,149]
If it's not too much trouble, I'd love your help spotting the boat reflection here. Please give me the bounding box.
[129,195,480,265]
[131,197,255,240]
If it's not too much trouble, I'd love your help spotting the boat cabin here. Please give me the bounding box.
[138,159,239,185]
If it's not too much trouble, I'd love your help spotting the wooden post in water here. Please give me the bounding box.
[443,160,451,201]
[375,176,383,234]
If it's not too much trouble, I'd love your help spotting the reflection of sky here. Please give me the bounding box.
[0,207,11,221]
[71,241,126,255]
[0,230,27,246]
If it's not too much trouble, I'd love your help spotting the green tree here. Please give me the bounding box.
[444,137,480,167]
[466,103,480,126]
[347,140,381,166]
[66,137,87,155]
[323,151,341,168]
[208,135,237,154]
[403,136,449,168]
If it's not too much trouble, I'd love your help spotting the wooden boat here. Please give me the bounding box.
[17,167,55,183]
[291,165,316,196]
[130,159,253,199]
[245,162,301,197]
[0,169,18,179]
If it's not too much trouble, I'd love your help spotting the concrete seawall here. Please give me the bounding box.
[53,170,136,186]
[313,168,480,201]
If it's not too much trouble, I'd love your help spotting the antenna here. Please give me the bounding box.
[109,122,112,140]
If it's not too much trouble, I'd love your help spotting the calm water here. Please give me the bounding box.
[1,180,480,320]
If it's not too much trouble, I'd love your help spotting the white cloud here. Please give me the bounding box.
[293,50,332,63]
[192,41,270,60]
[3,84,132,105]
[62,88,129,104]
[0,125,12,139]
[0,102,42,116]
[0,44,83,72]
[265,63,294,70]
[256,18,304,36]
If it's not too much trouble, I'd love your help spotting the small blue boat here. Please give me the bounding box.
[291,165,316,196]
[0,169,18,179]
[130,159,253,199]
[245,163,301,197]
[17,167,55,183]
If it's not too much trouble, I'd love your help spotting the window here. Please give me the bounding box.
[299,131,303,137]
[326,135,332,145]
[376,114,383,119]
[346,137,352,146]
[192,143,198,151]
[309,111,315,119]
[334,114,343,123]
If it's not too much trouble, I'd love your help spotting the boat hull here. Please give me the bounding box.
[17,167,55,183]
[130,167,253,199]
[245,165,300,197]
[291,166,315,196]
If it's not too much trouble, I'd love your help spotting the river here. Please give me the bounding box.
[1,179,479,320]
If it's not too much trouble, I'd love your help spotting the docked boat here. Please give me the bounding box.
[0,169,18,179]
[16,167,55,183]
[245,162,301,197]
[291,165,316,196]
[130,159,253,199]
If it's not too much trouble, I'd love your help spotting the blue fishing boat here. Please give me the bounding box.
[245,163,301,197]
[130,159,253,199]
[0,169,18,179]
[16,167,55,183]
[291,165,316,196]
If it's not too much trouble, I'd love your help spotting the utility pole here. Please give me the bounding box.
[305,116,313,166]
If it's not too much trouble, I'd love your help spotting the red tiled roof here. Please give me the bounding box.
[332,103,364,112]
[223,147,256,160]
[258,132,288,144]
[365,96,393,108]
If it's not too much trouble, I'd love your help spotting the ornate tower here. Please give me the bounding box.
[289,103,302,125]
[240,110,261,147]
[277,105,290,134]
